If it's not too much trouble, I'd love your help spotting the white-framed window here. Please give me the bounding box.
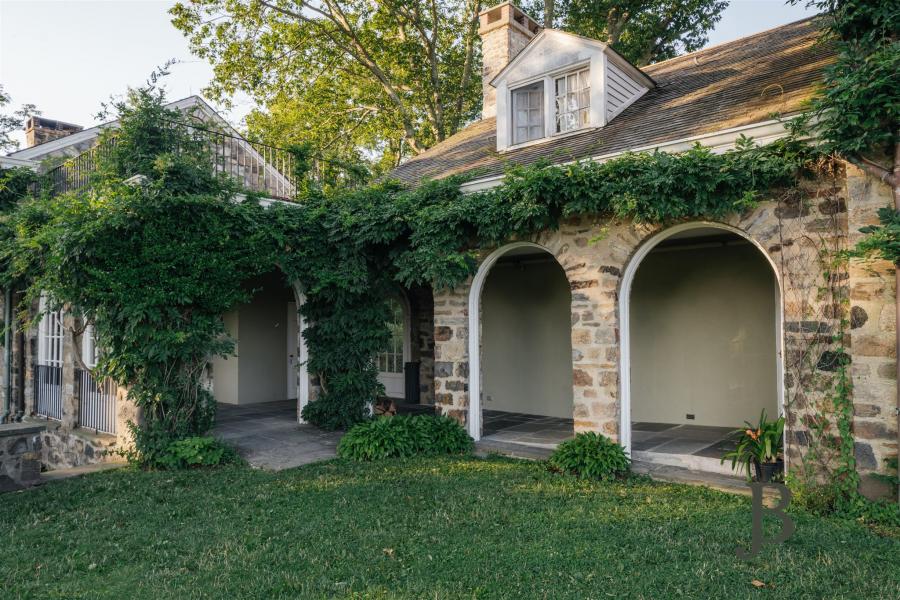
[38,296,63,367]
[82,323,99,368]
[376,298,406,375]
[554,68,590,134]
[511,81,544,145]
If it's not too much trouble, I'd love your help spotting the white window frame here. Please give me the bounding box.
[82,323,99,369]
[510,81,545,146]
[504,62,593,150]
[553,67,591,134]
[38,295,63,368]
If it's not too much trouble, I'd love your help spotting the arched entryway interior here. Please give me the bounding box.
[211,271,301,424]
[627,226,780,474]
[478,245,574,448]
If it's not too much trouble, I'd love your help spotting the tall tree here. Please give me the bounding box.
[171,0,483,168]
[0,85,40,153]
[528,0,728,65]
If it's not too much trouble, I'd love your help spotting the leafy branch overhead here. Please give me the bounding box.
[170,0,484,169]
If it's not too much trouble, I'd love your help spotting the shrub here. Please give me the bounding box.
[337,414,473,461]
[549,432,630,481]
[119,426,240,470]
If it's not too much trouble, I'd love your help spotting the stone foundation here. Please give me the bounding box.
[0,423,44,492]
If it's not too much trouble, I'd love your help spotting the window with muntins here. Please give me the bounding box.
[38,302,63,367]
[512,82,544,145]
[554,68,590,133]
[377,298,405,374]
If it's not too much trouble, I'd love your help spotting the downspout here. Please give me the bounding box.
[2,288,10,423]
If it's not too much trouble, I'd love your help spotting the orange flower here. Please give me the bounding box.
[746,428,759,441]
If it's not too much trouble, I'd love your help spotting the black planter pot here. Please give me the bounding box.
[753,458,784,483]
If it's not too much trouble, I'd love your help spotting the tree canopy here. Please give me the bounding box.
[170,0,483,171]
[529,0,729,65]
[0,85,40,153]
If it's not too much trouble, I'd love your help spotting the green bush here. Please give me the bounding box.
[337,414,473,461]
[119,427,240,470]
[549,432,630,481]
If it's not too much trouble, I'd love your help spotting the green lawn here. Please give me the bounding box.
[1,457,898,599]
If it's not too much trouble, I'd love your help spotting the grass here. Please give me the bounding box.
[1,456,899,599]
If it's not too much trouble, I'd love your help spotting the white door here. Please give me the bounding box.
[286,301,298,400]
[376,297,409,399]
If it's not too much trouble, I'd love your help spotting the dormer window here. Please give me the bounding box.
[511,82,544,145]
[554,68,590,133]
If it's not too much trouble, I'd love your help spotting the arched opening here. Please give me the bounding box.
[620,224,782,474]
[211,271,304,426]
[469,242,574,446]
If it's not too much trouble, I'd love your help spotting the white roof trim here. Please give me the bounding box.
[0,155,38,170]
[490,28,654,89]
[8,96,210,161]
[459,115,802,193]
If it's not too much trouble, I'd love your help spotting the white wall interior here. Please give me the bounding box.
[630,233,778,427]
[212,272,296,405]
[481,251,573,418]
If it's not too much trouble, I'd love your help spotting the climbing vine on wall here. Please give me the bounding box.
[0,88,823,462]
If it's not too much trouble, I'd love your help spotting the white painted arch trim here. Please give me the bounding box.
[466,241,557,441]
[617,221,785,457]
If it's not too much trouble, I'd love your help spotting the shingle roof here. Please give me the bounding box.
[389,17,832,186]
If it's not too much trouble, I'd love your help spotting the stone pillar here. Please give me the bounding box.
[60,312,78,429]
[845,164,897,478]
[432,284,470,424]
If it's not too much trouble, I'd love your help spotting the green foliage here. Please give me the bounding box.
[336,415,473,461]
[171,0,483,168]
[158,436,241,469]
[548,432,630,480]
[721,409,785,479]
[531,0,729,65]
[851,205,900,264]
[789,1,899,165]
[119,423,239,469]
[0,84,40,154]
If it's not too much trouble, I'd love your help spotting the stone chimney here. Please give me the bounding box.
[25,116,83,148]
[479,2,540,119]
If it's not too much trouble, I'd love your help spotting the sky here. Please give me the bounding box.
[0,0,817,150]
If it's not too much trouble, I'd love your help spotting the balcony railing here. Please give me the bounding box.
[40,121,358,201]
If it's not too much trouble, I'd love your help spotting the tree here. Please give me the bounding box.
[527,0,728,65]
[170,0,483,168]
[0,85,40,153]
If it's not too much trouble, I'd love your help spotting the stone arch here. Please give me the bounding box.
[616,220,785,457]
[466,240,573,441]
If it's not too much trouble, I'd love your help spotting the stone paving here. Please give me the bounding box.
[213,400,342,470]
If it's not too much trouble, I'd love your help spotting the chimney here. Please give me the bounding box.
[479,2,540,119]
[25,116,83,148]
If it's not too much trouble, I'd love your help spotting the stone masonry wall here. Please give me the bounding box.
[433,167,897,477]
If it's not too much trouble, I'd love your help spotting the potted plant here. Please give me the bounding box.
[721,409,785,482]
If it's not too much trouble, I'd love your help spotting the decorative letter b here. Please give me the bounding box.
[736,483,795,560]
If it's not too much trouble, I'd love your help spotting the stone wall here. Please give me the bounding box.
[408,285,435,404]
[38,422,121,470]
[0,423,44,492]
[432,166,898,477]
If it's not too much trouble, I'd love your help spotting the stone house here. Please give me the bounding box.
[0,97,310,469]
[0,3,896,493]
[383,3,896,489]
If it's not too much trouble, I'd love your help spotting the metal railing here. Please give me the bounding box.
[76,368,117,435]
[34,364,63,420]
[42,121,306,201]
